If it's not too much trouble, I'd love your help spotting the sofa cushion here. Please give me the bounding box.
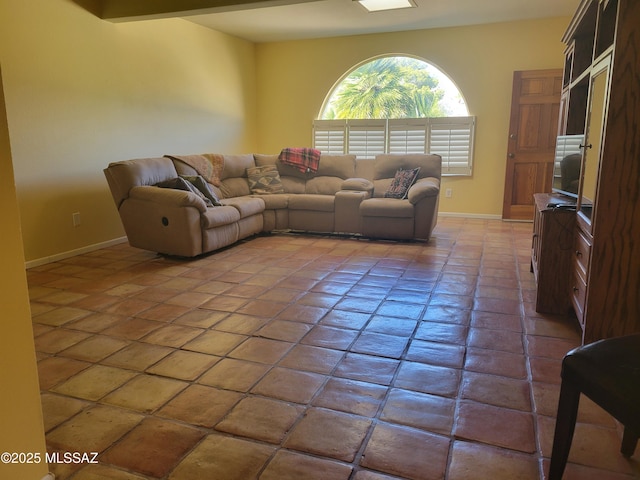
[247,165,285,194]
[221,197,265,218]
[288,194,334,212]
[257,193,289,210]
[360,198,414,218]
[221,154,255,180]
[372,178,393,198]
[200,205,241,229]
[384,167,420,199]
[355,158,376,181]
[219,178,249,198]
[277,177,304,194]
[305,176,344,195]
[254,153,279,167]
[314,154,357,178]
[342,178,374,191]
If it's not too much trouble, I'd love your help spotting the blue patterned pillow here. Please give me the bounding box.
[384,167,420,199]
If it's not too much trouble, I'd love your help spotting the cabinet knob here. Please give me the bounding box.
[508,153,515,158]
[573,286,579,292]
[576,250,582,257]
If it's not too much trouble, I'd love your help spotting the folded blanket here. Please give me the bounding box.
[165,154,224,187]
[278,148,321,173]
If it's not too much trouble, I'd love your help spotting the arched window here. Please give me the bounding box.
[313,55,475,176]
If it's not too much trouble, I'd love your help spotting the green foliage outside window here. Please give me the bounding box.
[322,57,465,120]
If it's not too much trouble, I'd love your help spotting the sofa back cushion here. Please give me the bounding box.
[314,155,356,178]
[373,154,441,180]
[371,154,441,197]
[220,154,255,197]
[254,153,357,195]
[306,155,356,195]
[355,158,376,181]
[221,154,256,180]
[104,157,177,207]
[305,177,344,195]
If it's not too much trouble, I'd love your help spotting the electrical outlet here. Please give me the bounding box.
[72,212,81,227]
[445,188,453,198]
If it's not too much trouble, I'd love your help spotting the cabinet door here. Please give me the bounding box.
[577,56,610,233]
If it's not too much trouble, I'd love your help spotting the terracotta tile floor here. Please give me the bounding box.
[29,217,640,480]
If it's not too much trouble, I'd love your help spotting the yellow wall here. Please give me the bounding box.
[0,0,257,263]
[255,17,569,216]
[1,0,569,262]
[0,66,48,480]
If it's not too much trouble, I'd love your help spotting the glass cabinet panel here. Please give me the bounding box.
[578,56,610,229]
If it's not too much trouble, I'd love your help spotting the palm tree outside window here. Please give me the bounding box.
[313,56,475,176]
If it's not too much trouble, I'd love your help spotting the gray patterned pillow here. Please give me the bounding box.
[247,165,285,194]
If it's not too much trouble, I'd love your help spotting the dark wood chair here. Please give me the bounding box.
[548,333,640,479]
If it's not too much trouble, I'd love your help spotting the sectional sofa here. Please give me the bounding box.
[104,152,441,257]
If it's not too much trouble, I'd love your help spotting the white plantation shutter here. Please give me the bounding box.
[312,116,475,176]
[427,117,475,176]
[347,120,387,159]
[313,120,346,155]
[388,119,428,154]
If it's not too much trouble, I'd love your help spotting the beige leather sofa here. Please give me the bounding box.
[104,153,441,257]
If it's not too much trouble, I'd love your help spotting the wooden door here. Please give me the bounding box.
[502,69,563,220]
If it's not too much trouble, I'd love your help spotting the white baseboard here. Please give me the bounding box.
[26,237,128,269]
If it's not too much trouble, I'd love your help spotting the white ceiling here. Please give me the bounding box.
[184,0,580,43]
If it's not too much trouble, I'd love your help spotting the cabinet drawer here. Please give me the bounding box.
[571,270,587,325]
[574,229,591,280]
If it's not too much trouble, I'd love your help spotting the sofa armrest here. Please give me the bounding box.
[341,177,374,192]
[407,177,440,205]
[128,186,208,213]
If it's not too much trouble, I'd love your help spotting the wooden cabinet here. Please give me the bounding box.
[558,0,640,343]
[531,194,575,315]
[570,228,591,329]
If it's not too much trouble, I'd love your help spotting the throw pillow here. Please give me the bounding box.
[180,175,221,206]
[247,165,285,194]
[384,167,420,199]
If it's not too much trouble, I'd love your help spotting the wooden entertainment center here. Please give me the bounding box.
[531,0,640,343]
